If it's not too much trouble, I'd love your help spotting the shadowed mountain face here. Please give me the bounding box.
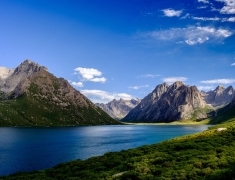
[96,98,141,120]
[210,95,235,124]
[122,81,210,123]
[202,85,235,107]
[0,60,119,126]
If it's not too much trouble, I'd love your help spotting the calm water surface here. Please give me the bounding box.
[0,125,211,176]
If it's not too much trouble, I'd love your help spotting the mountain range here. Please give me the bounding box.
[122,82,235,123]
[0,60,119,126]
[96,98,141,119]
[0,60,235,126]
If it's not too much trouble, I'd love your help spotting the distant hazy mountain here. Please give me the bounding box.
[202,85,235,107]
[0,60,119,126]
[96,98,141,119]
[122,81,211,123]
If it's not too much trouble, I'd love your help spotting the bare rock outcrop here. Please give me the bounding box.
[123,81,208,122]
[202,85,235,107]
[0,60,47,93]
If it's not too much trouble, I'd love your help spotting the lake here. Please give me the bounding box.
[0,125,211,176]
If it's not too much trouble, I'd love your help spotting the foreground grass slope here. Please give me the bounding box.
[1,121,235,180]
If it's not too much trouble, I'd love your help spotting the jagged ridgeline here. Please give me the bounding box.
[96,98,141,120]
[122,82,215,123]
[0,60,119,126]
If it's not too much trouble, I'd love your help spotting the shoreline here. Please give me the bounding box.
[122,119,210,126]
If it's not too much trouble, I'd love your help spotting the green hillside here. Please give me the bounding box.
[0,94,118,126]
[0,71,120,126]
[209,104,235,125]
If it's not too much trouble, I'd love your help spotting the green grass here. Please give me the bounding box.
[209,104,235,125]
[0,87,120,127]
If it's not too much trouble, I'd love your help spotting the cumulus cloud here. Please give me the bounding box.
[200,79,235,84]
[137,74,160,78]
[139,26,233,45]
[197,86,215,91]
[89,77,107,83]
[128,85,149,90]
[71,82,83,87]
[162,76,188,84]
[74,67,106,83]
[222,17,235,21]
[163,9,182,17]
[231,63,235,66]
[217,0,235,14]
[198,0,210,3]
[71,67,107,88]
[80,89,134,103]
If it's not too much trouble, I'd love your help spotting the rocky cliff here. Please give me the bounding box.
[202,85,235,107]
[96,98,141,119]
[122,81,210,122]
[0,60,47,93]
[0,60,119,126]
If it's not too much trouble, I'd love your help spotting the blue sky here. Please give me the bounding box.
[0,0,235,103]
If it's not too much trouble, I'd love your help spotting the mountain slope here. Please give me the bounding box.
[202,85,235,107]
[210,96,235,124]
[0,60,47,93]
[123,81,212,123]
[0,60,119,126]
[96,98,141,119]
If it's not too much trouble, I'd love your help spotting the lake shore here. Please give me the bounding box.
[122,119,210,125]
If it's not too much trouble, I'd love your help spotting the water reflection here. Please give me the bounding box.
[0,125,211,176]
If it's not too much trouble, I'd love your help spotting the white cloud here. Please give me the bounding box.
[128,85,149,90]
[71,82,84,87]
[137,74,160,78]
[222,17,235,21]
[163,9,182,17]
[140,26,233,45]
[185,37,209,45]
[231,63,235,66]
[72,67,107,87]
[193,17,221,21]
[74,67,104,81]
[89,77,107,83]
[162,76,188,84]
[217,0,235,14]
[200,79,235,84]
[198,0,210,3]
[80,89,134,103]
[197,86,214,91]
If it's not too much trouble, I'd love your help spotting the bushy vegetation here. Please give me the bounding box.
[1,122,235,180]
[210,104,235,125]
[0,87,119,126]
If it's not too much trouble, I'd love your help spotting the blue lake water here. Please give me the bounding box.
[0,125,211,176]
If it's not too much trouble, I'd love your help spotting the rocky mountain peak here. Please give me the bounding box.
[169,81,184,91]
[96,98,141,120]
[214,85,225,94]
[225,86,234,95]
[13,59,48,75]
[0,60,48,93]
[202,85,235,107]
[123,82,208,122]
